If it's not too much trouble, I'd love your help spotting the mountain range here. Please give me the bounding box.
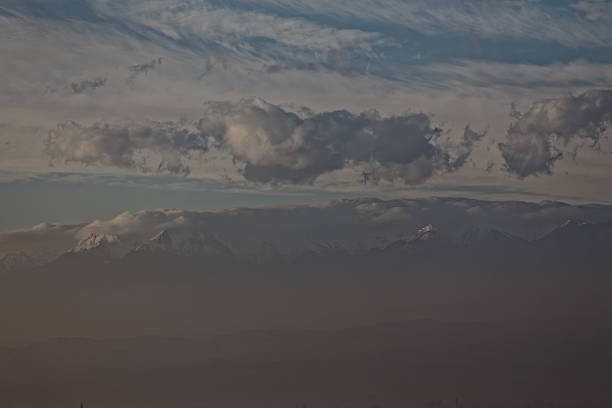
[2,197,612,273]
[2,197,612,357]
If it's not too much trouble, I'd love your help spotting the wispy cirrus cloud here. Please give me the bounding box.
[98,0,608,51]
[93,0,387,57]
[416,60,612,91]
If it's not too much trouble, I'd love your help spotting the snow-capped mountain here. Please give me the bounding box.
[382,224,445,252]
[3,197,612,269]
[535,219,612,255]
[72,233,120,254]
[56,232,130,263]
[462,226,526,247]
[176,230,233,258]
[133,230,174,255]
[414,224,438,241]
[129,229,234,259]
[557,219,592,230]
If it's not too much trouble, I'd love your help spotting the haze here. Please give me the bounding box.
[1,1,612,407]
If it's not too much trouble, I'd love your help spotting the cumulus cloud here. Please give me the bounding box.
[445,125,487,171]
[71,77,107,94]
[45,120,209,176]
[199,98,480,184]
[499,89,612,177]
[43,98,482,184]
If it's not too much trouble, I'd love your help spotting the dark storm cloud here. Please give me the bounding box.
[500,89,612,177]
[45,120,209,176]
[199,98,479,184]
[71,77,107,94]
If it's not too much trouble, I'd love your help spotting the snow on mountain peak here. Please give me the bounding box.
[73,233,119,253]
[131,230,175,255]
[559,219,591,229]
[414,224,438,241]
[150,230,173,249]
[418,224,436,234]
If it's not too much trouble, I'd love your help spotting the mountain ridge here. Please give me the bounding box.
[3,197,612,272]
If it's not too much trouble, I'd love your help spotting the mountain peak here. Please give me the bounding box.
[414,224,438,240]
[130,230,174,256]
[382,224,441,252]
[73,233,119,253]
[418,224,436,234]
[559,219,591,229]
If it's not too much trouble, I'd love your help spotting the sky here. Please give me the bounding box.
[1,0,612,230]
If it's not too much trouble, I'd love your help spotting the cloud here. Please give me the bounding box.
[499,89,612,177]
[446,125,487,171]
[197,55,228,80]
[71,77,107,94]
[94,2,385,54]
[571,1,612,22]
[89,0,612,51]
[418,60,612,90]
[42,98,483,184]
[199,98,480,184]
[128,57,162,81]
[264,52,367,77]
[258,0,612,47]
[45,120,209,176]
[264,60,319,74]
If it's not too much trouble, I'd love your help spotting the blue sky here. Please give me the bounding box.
[1,0,612,229]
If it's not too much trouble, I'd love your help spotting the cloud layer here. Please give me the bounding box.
[43,98,483,184]
[3,1,612,201]
[199,98,485,184]
[45,120,209,176]
[500,89,612,177]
